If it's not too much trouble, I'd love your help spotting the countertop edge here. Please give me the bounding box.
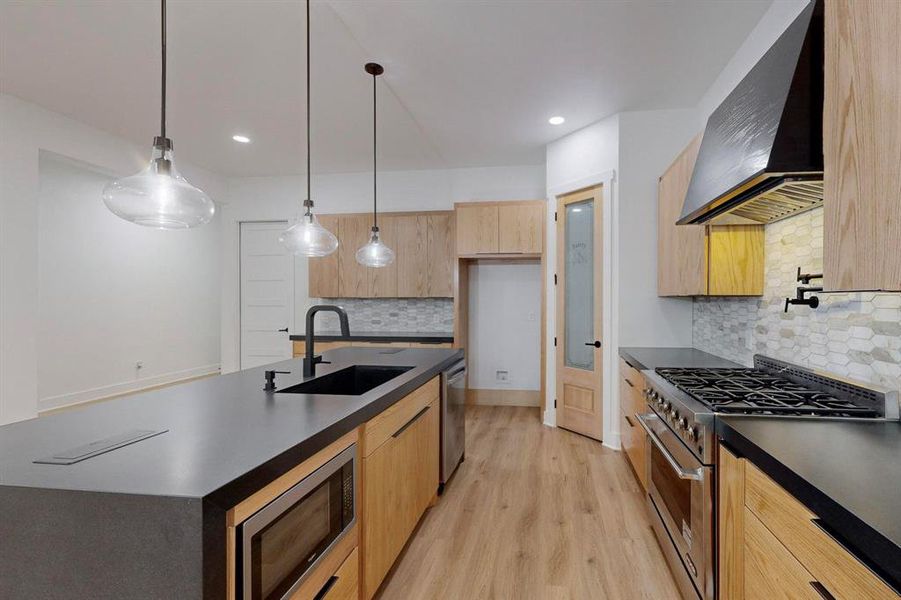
[618,347,743,371]
[716,419,901,592]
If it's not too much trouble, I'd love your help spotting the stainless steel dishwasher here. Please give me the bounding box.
[440,359,466,492]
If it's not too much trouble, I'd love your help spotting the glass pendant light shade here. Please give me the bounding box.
[356,227,395,267]
[279,209,339,257]
[102,138,215,229]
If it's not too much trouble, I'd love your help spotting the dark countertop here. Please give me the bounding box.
[290,331,453,344]
[619,346,743,371]
[718,417,901,591]
[0,347,462,509]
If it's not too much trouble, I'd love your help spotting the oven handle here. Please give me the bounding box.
[635,413,703,481]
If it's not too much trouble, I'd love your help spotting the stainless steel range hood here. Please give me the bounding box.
[678,0,824,225]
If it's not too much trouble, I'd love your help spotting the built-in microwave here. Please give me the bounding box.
[238,444,356,600]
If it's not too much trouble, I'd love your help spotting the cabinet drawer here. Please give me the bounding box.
[620,410,646,490]
[317,547,359,600]
[745,462,897,600]
[361,377,439,457]
[743,508,820,600]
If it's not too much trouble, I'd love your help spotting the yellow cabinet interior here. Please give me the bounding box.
[657,133,764,297]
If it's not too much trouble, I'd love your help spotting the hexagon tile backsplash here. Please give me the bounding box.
[693,207,901,392]
[310,298,454,333]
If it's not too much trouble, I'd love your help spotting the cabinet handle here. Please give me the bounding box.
[624,415,634,428]
[392,405,430,438]
[809,581,835,600]
[313,575,338,600]
[624,378,634,388]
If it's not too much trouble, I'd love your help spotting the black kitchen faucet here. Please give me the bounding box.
[303,305,350,377]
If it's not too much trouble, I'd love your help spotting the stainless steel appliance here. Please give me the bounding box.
[238,444,356,600]
[678,0,825,226]
[636,355,897,600]
[440,359,466,491]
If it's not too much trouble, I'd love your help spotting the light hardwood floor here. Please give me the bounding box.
[377,406,681,600]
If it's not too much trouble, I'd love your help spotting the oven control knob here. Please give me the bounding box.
[678,417,688,430]
[689,427,699,441]
[663,401,671,412]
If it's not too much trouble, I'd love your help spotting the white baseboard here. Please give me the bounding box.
[603,432,621,451]
[543,407,556,427]
[38,364,221,414]
[466,388,541,407]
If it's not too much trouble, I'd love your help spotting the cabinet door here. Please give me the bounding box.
[824,0,901,291]
[427,212,454,297]
[362,398,439,599]
[368,216,398,297]
[657,133,708,296]
[338,215,373,297]
[744,508,820,600]
[321,547,359,600]
[308,215,340,298]
[498,203,543,253]
[395,215,429,297]
[455,205,499,254]
[619,369,647,490]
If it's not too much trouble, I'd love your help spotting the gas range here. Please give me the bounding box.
[640,354,899,465]
[635,354,898,600]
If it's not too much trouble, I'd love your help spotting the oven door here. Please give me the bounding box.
[239,444,356,600]
[637,413,714,600]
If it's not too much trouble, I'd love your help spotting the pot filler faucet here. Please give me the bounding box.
[303,304,350,377]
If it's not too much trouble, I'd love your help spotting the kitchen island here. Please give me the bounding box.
[0,346,462,599]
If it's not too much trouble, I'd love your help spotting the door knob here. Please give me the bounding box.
[278,327,289,333]
[584,340,602,348]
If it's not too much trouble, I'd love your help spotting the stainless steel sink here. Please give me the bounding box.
[277,365,414,396]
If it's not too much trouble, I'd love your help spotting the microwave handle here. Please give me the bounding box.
[635,413,703,481]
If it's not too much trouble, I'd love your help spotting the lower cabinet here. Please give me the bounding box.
[319,547,359,600]
[360,379,440,599]
[618,358,647,490]
[718,445,898,600]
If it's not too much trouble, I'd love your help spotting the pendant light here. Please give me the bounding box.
[356,63,395,268]
[102,0,215,229]
[279,0,339,257]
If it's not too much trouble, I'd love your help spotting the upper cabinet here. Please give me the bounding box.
[308,211,454,299]
[823,0,901,292]
[657,134,764,297]
[455,200,544,256]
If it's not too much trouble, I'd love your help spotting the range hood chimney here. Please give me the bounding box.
[678,0,824,225]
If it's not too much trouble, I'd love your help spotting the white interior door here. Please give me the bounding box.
[240,221,294,369]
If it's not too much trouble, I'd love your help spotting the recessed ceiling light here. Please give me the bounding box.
[232,134,251,143]
[548,116,565,125]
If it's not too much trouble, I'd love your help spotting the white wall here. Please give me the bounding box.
[0,93,225,424]
[36,153,221,412]
[220,165,546,373]
[467,262,542,391]
[617,109,699,347]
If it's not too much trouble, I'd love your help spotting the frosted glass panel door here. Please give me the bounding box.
[564,200,594,370]
[555,185,604,441]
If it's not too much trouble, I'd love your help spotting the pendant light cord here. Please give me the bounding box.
[372,69,377,229]
[160,0,167,140]
[305,0,312,211]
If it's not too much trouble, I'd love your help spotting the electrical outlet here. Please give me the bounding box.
[135,361,144,370]
[496,370,509,384]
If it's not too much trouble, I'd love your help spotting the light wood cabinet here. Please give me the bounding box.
[498,203,543,253]
[396,215,428,297]
[657,135,764,297]
[456,201,545,256]
[427,213,455,297]
[718,445,898,600]
[320,547,359,600]
[823,0,901,292]
[338,214,372,298]
[658,133,708,296]
[456,204,499,254]
[310,211,453,298]
[360,379,440,599]
[308,214,340,298]
[618,358,647,490]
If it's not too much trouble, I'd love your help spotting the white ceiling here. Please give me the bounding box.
[0,0,773,177]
